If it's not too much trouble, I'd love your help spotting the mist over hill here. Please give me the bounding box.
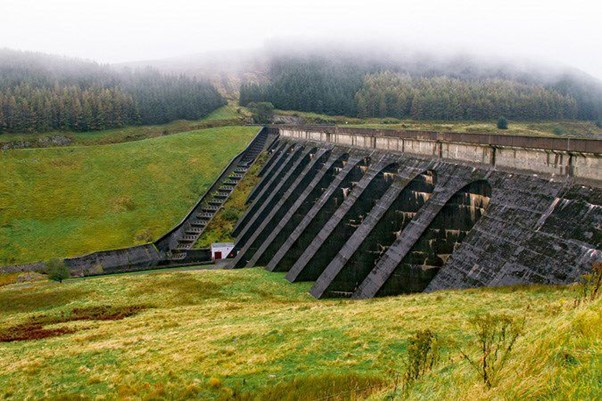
[123,41,602,121]
[2,41,602,135]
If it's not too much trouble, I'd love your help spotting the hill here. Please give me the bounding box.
[0,125,257,266]
[0,268,599,400]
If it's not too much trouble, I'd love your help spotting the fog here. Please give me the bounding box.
[1,0,601,80]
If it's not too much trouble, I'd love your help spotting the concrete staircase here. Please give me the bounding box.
[155,127,277,261]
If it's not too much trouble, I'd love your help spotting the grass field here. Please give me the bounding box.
[0,268,599,400]
[0,126,257,266]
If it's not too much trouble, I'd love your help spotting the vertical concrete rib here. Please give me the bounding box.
[352,175,473,299]
[246,143,289,205]
[231,149,332,268]
[266,154,370,272]
[232,144,303,237]
[257,141,283,177]
[285,160,397,282]
[310,167,435,298]
[250,152,350,270]
[228,147,322,268]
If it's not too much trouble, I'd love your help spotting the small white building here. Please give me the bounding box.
[211,242,235,260]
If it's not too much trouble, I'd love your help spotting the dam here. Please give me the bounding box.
[227,125,601,298]
[2,125,600,300]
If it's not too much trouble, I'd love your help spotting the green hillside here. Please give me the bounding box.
[0,126,257,266]
[0,268,599,400]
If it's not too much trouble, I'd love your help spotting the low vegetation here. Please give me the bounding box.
[0,269,599,400]
[46,258,70,283]
[274,109,602,138]
[195,152,268,248]
[460,313,524,388]
[0,126,257,266]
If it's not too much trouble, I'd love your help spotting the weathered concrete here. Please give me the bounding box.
[156,127,275,256]
[286,159,399,282]
[232,144,303,237]
[248,142,288,202]
[352,164,482,298]
[266,154,371,272]
[230,146,319,258]
[276,125,602,184]
[311,166,436,298]
[230,148,333,269]
[248,151,351,268]
[230,126,601,299]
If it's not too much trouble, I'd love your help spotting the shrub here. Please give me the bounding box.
[46,258,70,283]
[460,313,524,388]
[595,119,602,128]
[497,117,508,130]
[247,102,274,124]
[208,377,223,388]
[575,261,602,307]
[402,329,440,390]
[553,126,566,135]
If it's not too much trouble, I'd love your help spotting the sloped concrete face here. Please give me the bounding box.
[425,177,602,291]
[374,180,491,296]
[311,169,437,298]
[267,154,371,272]
[252,151,351,268]
[229,147,328,269]
[233,144,304,237]
[241,142,295,209]
[230,147,318,260]
[287,161,401,282]
[228,131,601,299]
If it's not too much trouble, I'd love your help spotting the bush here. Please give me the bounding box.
[575,261,602,307]
[46,258,70,283]
[460,313,524,388]
[595,119,602,128]
[497,117,508,130]
[247,102,274,124]
[553,126,566,135]
[402,329,440,390]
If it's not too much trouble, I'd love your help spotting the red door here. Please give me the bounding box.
[214,251,222,260]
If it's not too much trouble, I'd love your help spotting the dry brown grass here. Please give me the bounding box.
[0,269,599,400]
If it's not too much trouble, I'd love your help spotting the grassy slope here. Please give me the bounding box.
[0,268,599,400]
[275,109,602,138]
[0,126,257,266]
[0,104,250,148]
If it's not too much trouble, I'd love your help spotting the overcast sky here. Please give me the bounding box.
[1,0,601,79]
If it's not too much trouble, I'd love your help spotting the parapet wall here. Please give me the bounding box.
[273,126,602,184]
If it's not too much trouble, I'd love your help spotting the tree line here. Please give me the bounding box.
[355,72,577,120]
[0,49,226,133]
[239,56,602,121]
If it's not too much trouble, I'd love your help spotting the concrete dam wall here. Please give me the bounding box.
[228,126,602,298]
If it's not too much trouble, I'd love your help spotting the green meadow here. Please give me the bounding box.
[0,268,599,400]
[0,126,257,266]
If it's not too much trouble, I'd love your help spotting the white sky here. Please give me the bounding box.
[1,0,601,79]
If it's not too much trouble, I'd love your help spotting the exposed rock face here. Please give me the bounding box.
[228,128,601,298]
